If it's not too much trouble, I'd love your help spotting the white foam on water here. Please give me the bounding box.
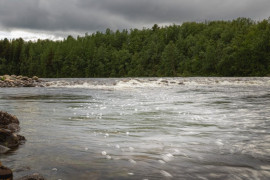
[160,170,173,178]
[162,153,174,162]
[44,78,182,89]
[115,79,167,88]
[215,139,224,146]
[45,81,116,89]
[158,160,166,164]
[44,77,270,90]
[196,175,209,180]
[183,77,270,87]
[260,165,270,170]
[129,159,137,164]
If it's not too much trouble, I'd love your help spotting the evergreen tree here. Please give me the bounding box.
[0,17,269,77]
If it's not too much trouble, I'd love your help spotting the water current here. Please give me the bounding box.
[0,77,270,180]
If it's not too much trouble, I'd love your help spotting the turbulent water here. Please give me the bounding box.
[0,77,270,180]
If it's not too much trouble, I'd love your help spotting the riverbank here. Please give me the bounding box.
[0,75,44,87]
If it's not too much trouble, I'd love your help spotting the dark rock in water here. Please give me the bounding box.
[0,128,25,148]
[0,111,19,128]
[17,173,46,180]
[0,111,25,150]
[178,82,184,85]
[7,123,20,133]
[0,112,29,178]
[0,162,45,180]
[17,134,26,142]
[0,163,13,179]
[160,80,169,83]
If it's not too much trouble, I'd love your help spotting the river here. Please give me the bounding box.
[0,77,270,180]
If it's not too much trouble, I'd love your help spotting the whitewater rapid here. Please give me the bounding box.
[43,77,270,89]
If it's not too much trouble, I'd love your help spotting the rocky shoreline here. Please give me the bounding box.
[0,111,45,180]
[0,111,25,151]
[0,75,44,88]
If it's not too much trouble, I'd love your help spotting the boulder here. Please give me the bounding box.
[20,76,29,81]
[0,163,46,180]
[160,80,169,83]
[0,164,13,179]
[16,75,23,79]
[178,82,184,85]
[32,76,39,81]
[0,111,19,129]
[0,128,25,148]
[0,75,44,88]
[17,173,45,180]
[0,111,25,150]
[7,123,20,133]
[3,75,11,80]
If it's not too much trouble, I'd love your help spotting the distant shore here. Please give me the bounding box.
[0,75,44,88]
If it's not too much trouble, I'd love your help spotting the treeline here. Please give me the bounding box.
[0,17,270,77]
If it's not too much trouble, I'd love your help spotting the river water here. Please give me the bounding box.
[0,77,270,180]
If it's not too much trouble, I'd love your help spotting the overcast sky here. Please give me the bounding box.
[0,0,269,40]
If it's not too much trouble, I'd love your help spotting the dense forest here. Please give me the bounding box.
[0,17,270,77]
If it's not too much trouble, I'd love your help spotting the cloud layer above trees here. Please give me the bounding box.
[0,0,269,39]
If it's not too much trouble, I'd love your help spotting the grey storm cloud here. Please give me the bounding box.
[0,0,269,35]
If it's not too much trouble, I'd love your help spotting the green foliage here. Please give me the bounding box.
[160,41,178,76]
[0,17,270,77]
